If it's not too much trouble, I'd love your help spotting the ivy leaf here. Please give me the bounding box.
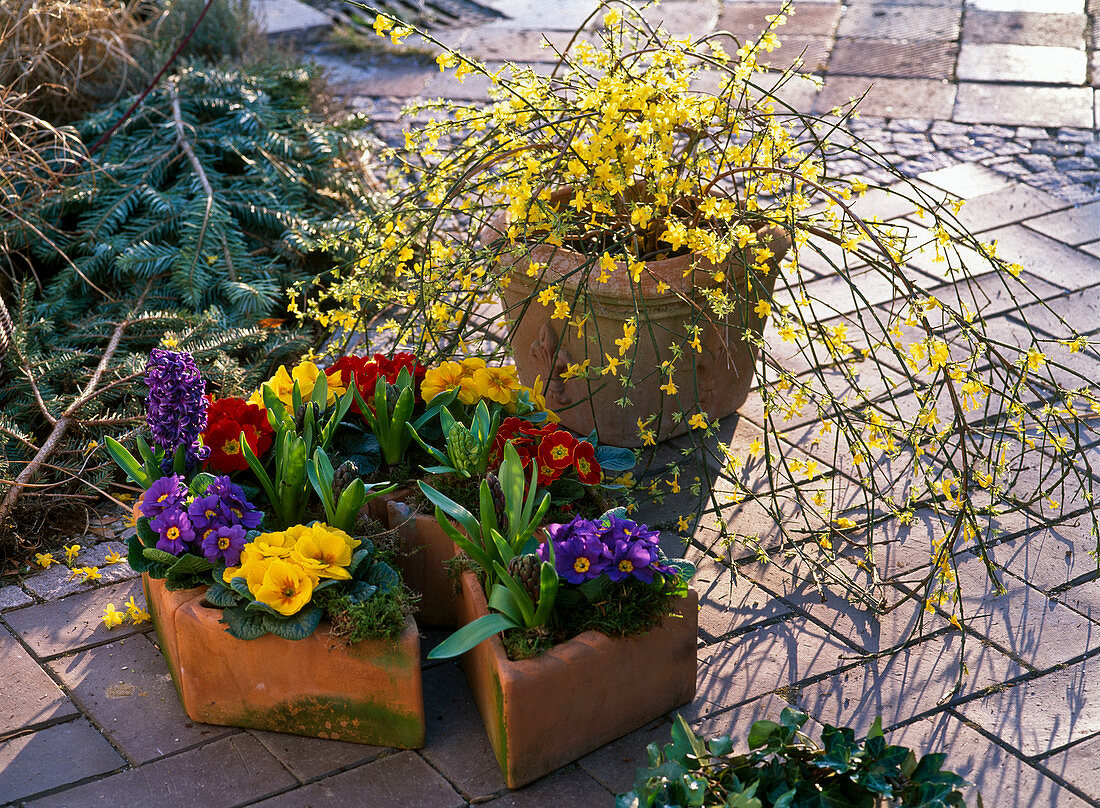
[221,605,268,640]
[747,720,780,750]
[817,725,856,773]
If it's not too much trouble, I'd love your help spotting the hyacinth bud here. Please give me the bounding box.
[332,460,359,502]
[447,423,475,473]
[385,383,400,411]
[295,401,319,434]
[507,553,541,606]
[485,471,508,537]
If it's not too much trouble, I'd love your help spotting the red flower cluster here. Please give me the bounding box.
[329,352,426,414]
[202,397,274,473]
[492,417,602,487]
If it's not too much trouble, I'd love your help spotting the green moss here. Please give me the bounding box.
[235,694,424,747]
[322,584,417,645]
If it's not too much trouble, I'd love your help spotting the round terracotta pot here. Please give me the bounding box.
[495,194,791,446]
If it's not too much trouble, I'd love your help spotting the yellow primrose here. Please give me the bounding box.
[253,558,315,616]
[291,525,359,580]
[472,366,519,405]
[249,362,346,409]
[422,361,466,403]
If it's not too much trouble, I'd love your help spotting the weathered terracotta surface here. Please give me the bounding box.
[388,501,460,628]
[365,486,410,524]
[455,570,698,788]
[496,196,791,446]
[142,575,207,701]
[167,598,425,748]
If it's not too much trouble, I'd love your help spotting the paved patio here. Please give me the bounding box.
[4,0,1100,806]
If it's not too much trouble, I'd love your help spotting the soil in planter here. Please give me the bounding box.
[502,580,682,660]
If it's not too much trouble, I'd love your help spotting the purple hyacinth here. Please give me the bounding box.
[145,348,210,471]
[150,508,195,555]
[138,474,187,521]
[200,524,248,566]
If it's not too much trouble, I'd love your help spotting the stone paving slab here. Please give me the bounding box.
[796,632,1026,735]
[957,43,1087,85]
[247,751,466,808]
[0,625,77,736]
[1025,200,1100,245]
[956,653,1100,756]
[887,711,1093,808]
[3,579,148,659]
[47,633,235,765]
[1038,732,1100,803]
[480,766,612,808]
[0,719,124,805]
[962,10,1087,48]
[978,224,1100,288]
[23,733,297,808]
[954,83,1095,128]
[249,728,384,783]
[814,76,958,120]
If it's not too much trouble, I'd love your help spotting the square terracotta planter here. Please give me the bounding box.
[455,570,699,787]
[387,501,461,628]
[142,575,207,702]
[148,577,425,748]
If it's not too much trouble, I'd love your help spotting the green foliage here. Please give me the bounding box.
[619,711,971,808]
[16,64,379,324]
[411,398,499,478]
[306,446,395,534]
[144,0,261,67]
[322,584,417,644]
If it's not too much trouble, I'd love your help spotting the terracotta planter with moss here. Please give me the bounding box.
[497,195,791,446]
[152,589,424,748]
[142,574,207,702]
[387,501,461,628]
[455,570,698,788]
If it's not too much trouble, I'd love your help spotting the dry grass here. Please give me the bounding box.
[0,0,148,123]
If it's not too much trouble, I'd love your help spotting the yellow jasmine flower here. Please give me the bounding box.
[833,517,858,530]
[660,378,678,396]
[676,515,690,532]
[373,14,392,35]
[602,355,622,377]
[688,412,708,430]
[63,544,81,563]
[104,550,125,565]
[754,299,771,319]
[125,596,150,624]
[102,604,126,629]
[80,567,102,582]
[35,552,56,568]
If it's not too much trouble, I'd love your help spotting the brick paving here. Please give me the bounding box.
[4,1,1100,806]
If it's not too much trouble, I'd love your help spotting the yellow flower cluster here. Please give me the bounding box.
[102,596,151,629]
[421,358,557,419]
[250,361,348,410]
[222,523,360,616]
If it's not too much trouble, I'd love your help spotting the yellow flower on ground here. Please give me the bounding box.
[63,544,81,563]
[102,604,126,628]
[80,567,102,582]
[677,515,690,532]
[254,559,315,616]
[35,552,56,568]
[104,550,125,564]
[125,596,150,624]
